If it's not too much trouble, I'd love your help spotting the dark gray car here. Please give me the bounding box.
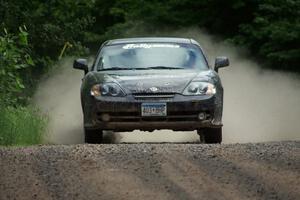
[74,37,229,143]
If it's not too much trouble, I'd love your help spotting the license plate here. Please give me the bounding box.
[141,103,167,117]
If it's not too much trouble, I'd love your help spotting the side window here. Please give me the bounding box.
[93,43,107,71]
[96,57,103,71]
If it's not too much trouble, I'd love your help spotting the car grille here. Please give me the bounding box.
[133,93,175,101]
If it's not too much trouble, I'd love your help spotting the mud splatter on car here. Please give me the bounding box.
[74,38,229,143]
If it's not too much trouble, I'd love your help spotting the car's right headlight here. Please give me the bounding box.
[91,83,126,97]
[183,82,216,96]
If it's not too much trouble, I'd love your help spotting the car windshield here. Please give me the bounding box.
[95,43,208,71]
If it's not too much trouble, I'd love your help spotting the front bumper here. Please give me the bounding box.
[84,94,223,131]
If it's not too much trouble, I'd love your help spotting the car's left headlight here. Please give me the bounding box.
[91,83,126,97]
[183,82,216,96]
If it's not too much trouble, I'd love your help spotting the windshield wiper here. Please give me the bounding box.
[99,66,185,71]
[99,67,136,71]
[98,67,156,71]
[145,66,185,70]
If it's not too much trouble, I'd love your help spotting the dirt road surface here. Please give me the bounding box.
[0,141,299,200]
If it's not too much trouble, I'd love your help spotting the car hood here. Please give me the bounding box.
[94,69,214,94]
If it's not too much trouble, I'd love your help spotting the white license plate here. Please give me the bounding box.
[141,103,167,117]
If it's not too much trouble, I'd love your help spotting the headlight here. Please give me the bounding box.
[183,82,216,96]
[90,83,126,97]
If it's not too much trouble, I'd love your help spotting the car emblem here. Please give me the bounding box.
[149,87,159,92]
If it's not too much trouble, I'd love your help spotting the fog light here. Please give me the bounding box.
[101,114,110,122]
[198,112,206,120]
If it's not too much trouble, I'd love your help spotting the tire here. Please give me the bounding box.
[198,128,222,144]
[84,128,103,144]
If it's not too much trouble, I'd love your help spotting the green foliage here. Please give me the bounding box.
[107,0,299,71]
[65,42,90,57]
[236,0,300,70]
[0,0,298,145]
[0,0,96,59]
[0,28,46,146]
[0,27,34,105]
[0,106,47,146]
[110,0,257,35]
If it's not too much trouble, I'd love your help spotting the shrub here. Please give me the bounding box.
[0,27,34,106]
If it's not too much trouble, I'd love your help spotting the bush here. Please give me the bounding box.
[0,106,47,146]
[0,28,47,146]
[236,0,300,70]
[0,27,34,105]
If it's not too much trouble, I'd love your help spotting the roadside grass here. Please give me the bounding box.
[0,106,47,146]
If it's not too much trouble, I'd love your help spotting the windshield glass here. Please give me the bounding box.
[96,43,208,71]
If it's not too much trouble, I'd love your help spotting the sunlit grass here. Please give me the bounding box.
[0,106,47,146]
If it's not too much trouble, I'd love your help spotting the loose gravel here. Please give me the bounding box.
[0,141,299,200]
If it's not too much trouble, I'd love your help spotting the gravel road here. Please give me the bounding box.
[0,141,299,200]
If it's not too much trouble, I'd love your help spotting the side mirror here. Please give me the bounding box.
[214,57,229,72]
[73,58,88,74]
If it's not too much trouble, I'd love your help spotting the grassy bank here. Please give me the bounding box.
[0,106,47,146]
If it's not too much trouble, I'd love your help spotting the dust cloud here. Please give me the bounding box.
[33,58,84,144]
[33,29,300,144]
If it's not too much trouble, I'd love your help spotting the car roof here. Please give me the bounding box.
[105,37,200,46]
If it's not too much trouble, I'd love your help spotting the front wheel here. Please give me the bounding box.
[198,128,222,144]
[84,128,103,144]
